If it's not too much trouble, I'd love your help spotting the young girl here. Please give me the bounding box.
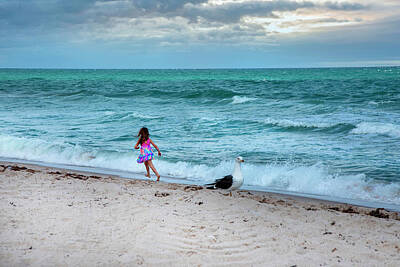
[134,127,162,181]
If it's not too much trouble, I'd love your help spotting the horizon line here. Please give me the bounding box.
[1,65,399,71]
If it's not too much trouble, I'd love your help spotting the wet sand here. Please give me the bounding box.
[1,162,399,266]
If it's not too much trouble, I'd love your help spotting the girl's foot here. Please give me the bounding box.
[145,174,151,178]
[156,175,160,182]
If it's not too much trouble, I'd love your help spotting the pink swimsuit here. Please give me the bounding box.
[137,139,154,163]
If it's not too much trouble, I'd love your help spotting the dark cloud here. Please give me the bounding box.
[0,0,98,27]
[180,1,315,23]
[132,0,207,12]
[322,1,366,11]
[0,0,374,49]
[0,0,369,28]
[0,0,208,29]
[193,22,268,43]
[180,1,369,23]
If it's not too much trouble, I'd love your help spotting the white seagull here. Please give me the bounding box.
[206,156,244,191]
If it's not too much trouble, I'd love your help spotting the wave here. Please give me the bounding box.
[368,100,395,105]
[0,135,143,173]
[351,122,400,138]
[261,119,400,137]
[183,88,237,99]
[121,112,163,120]
[1,134,399,205]
[241,162,400,205]
[231,96,257,104]
[262,118,333,129]
[100,87,238,100]
[261,118,356,134]
[103,111,163,121]
[261,118,362,134]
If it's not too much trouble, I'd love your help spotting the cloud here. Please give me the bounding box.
[0,0,369,28]
[278,17,352,29]
[130,0,208,13]
[180,1,315,23]
[0,0,395,50]
[322,1,366,11]
[180,0,368,23]
[0,0,209,27]
[0,0,399,68]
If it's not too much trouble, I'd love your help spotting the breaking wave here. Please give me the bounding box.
[231,96,257,104]
[351,122,400,138]
[262,118,333,129]
[1,134,399,205]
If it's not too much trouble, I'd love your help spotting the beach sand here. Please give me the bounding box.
[1,162,399,266]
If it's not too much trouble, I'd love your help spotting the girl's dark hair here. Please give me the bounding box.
[137,127,150,145]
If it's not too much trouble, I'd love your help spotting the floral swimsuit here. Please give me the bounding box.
[137,139,154,163]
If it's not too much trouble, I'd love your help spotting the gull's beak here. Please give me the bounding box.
[241,159,245,162]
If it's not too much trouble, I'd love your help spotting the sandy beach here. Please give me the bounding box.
[1,162,399,266]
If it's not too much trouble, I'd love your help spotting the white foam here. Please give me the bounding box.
[1,134,399,205]
[196,117,221,126]
[0,135,142,173]
[263,118,332,128]
[105,112,161,120]
[241,162,400,204]
[351,122,400,138]
[124,112,162,120]
[368,100,394,106]
[231,96,257,104]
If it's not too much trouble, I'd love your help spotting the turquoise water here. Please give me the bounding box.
[1,68,399,206]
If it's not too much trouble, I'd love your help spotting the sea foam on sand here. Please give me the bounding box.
[1,162,399,266]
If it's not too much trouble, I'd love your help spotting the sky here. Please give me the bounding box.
[0,0,400,69]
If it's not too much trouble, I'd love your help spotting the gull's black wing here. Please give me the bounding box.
[214,175,233,189]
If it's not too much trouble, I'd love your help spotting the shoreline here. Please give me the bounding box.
[2,158,399,212]
[1,161,399,220]
[1,161,400,266]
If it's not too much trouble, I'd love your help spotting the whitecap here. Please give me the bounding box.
[123,112,162,120]
[368,100,394,106]
[351,122,400,138]
[231,96,257,104]
[263,118,332,128]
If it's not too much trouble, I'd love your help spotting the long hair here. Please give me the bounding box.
[137,127,150,145]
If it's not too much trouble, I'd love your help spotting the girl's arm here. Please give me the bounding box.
[150,139,162,156]
[134,139,140,149]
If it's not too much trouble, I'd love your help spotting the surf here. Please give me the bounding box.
[1,134,399,206]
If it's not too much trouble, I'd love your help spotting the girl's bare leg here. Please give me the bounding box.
[144,161,151,178]
[147,160,160,181]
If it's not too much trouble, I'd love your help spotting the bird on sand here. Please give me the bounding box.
[206,156,244,193]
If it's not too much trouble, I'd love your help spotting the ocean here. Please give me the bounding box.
[1,68,399,209]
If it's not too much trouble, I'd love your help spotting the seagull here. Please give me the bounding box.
[206,156,244,192]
